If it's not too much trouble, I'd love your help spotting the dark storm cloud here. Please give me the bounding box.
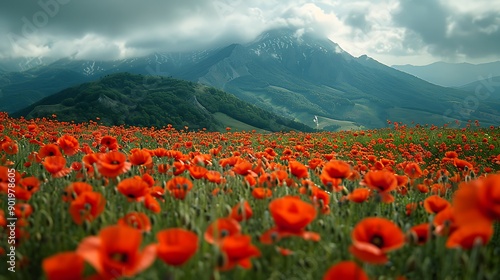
[393,0,500,59]
[1,0,499,65]
[344,12,371,33]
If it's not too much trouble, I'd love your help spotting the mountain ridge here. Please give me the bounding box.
[3,27,500,129]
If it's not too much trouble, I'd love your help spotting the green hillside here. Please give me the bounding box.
[13,73,314,132]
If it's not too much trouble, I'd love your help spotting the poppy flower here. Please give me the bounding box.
[348,188,370,203]
[129,149,153,168]
[289,160,309,179]
[232,160,253,176]
[43,156,71,178]
[476,174,500,220]
[100,135,119,150]
[57,135,80,156]
[363,170,398,193]
[204,218,241,244]
[76,225,156,278]
[453,158,473,170]
[229,201,253,222]
[63,182,93,202]
[205,170,223,184]
[423,195,450,214]
[362,170,398,203]
[320,170,343,192]
[323,261,369,280]
[300,185,330,214]
[97,151,131,178]
[404,162,423,179]
[156,228,198,266]
[69,191,106,225]
[218,234,261,271]
[19,177,40,194]
[433,207,458,236]
[42,252,85,280]
[409,223,431,245]
[1,141,18,155]
[260,196,319,244]
[117,177,150,200]
[144,194,161,213]
[188,165,208,180]
[166,176,193,200]
[251,187,272,199]
[446,220,494,249]
[349,217,405,264]
[118,212,152,233]
[322,160,352,179]
[39,144,62,158]
[14,203,33,219]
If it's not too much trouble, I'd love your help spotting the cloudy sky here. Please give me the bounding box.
[1,0,499,66]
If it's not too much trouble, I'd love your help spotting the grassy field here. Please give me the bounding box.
[0,112,499,280]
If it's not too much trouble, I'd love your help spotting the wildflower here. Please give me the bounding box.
[42,252,85,280]
[323,261,369,280]
[218,234,261,271]
[76,225,156,278]
[69,191,106,225]
[261,196,319,244]
[156,228,198,266]
[349,217,405,264]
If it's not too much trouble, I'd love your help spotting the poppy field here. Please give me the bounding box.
[1,111,500,280]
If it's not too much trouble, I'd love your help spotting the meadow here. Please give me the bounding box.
[1,112,499,280]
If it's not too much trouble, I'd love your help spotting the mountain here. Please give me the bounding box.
[13,73,313,132]
[3,28,500,129]
[392,61,500,87]
[458,75,500,100]
[176,28,500,128]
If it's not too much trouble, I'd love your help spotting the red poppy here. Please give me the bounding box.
[117,177,150,200]
[218,234,261,271]
[322,160,352,179]
[19,176,40,194]
[251,187,272,199]
[57,135,80,156]
[409,223,431,245]
[348,188,370,203]
[166,176,193,200]
[446,220,494,249]
[233,160,253,176]
[188,165,208,180]
[289,160,309,179]
[100,135,119,150]
[156,228,198,266]
[362,170,398,203]
[205,170,223,184]
[69,191,106,225]
[39,144,62,158]
[76,225,156,278]
[404,162,423,179]
[349,217,405,264]
[97,151,132,178]
[1,141,18,155]
[423,195,450,214]
[204,217,241,244]
[63,182,93,202]
[118,212,152,233]
[261,196,319,244]
[144,193,161,213]
[43,156,71,178]
[323,261,369,280]
[129,149,153,168]
[42,252,85,280]
[229,201,253,222]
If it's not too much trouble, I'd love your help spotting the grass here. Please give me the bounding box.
[0,112,499,280]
